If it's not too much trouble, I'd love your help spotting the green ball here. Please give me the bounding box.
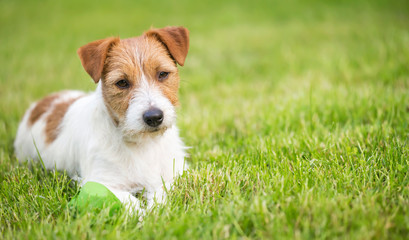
[68,181,122,216]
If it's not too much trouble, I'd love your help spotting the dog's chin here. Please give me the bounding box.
[122,126,168,144]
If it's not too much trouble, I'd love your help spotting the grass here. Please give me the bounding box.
[1,0,409,238]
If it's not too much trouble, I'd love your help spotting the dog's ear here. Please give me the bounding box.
[145,26,189,66]
[77,37,120,83]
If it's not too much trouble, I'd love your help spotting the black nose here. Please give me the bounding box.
[143,108,164,127]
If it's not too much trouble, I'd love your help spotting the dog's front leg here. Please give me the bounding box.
[108,188,145,215]
[146,182,172,209]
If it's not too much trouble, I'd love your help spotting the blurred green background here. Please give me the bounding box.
[1,0,409,238]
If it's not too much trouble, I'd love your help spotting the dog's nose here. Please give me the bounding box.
[143,108,164,127]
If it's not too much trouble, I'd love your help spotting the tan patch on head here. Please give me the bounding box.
[77,37,120,83]
[45,97,82,144]
[156,73,180,106]
[101,41,140,124]
[139,36,181,106]
[144,26,189,66]
[28,94,60,126]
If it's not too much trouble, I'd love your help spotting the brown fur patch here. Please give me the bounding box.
[142,36,181,106]
[144,26,189,66]
[77,37,120,83]
[45,97,81,144]
[156,73,180,106]
[28,94,60,126]
[101,40,140,124]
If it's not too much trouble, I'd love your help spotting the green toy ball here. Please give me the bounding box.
[68,181,122,216]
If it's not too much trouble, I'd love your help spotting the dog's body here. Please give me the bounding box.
[14,26,189,211]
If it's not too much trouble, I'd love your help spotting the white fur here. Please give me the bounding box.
[14,82,187,213]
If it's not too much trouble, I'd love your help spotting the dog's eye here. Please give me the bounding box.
[115,79,130,89]
[157,72,169,81]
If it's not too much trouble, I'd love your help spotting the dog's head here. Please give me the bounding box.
[77,26,189,142]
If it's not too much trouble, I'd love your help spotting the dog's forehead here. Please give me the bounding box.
[118,36,168,59]
[105,35,175,78]
[120,36,144,49]
[106,35,176,73]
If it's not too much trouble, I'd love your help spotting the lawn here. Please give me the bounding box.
[1,0,409,239]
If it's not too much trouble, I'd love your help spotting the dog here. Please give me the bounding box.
[14,26,189,213]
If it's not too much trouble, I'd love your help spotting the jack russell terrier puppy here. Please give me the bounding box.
[14,26,189,213]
